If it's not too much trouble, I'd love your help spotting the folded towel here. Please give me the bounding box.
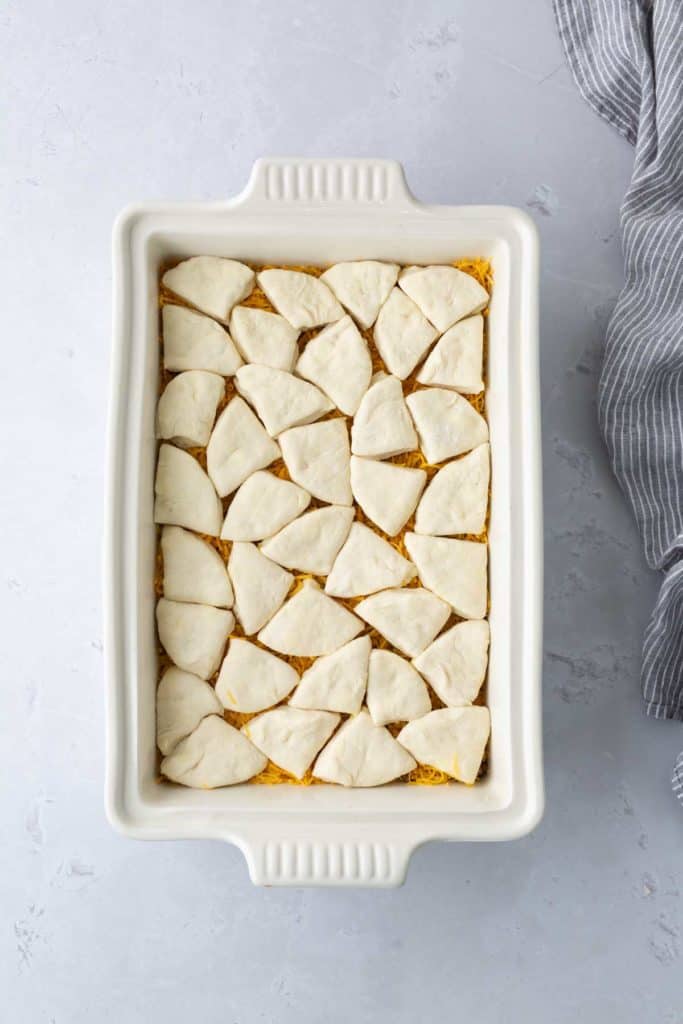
[554,0,683,801]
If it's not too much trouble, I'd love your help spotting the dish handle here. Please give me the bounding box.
[236,829,418,888]
[239,157,416,210]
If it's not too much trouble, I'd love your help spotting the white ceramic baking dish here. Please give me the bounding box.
[105,158,543,887]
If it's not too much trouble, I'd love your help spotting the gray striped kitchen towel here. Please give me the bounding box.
[553,0,683,801]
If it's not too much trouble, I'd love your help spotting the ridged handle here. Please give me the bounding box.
[242,836,413,887]
[241,158,414,208]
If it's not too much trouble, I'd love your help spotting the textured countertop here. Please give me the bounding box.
[3,1,682,1021]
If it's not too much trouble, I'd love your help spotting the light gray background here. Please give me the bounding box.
[3,1,682,1021]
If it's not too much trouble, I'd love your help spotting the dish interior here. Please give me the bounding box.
[116,210,534,825]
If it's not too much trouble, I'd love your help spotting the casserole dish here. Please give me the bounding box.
[105,158,543,886]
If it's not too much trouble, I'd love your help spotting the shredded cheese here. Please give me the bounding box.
[155,258,492,786]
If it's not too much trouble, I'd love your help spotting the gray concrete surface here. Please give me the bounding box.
[3,1,682,1021]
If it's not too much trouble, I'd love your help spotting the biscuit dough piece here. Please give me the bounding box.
[351,373,418,460]
[289,636,371,715]
[154,444,223,536]
[163,257,255,322]
[257,269,344,329]
[320,260,399,329]
[397,706,491,784]
[404,534,488,620]
[162,305,243,375]
[366,650,431,726]
[156,371,225,449]
[399,265,488,332]
[243,707,340,780]
[313,709,416,787]
[220,471,310,542]
[215,638,299,713]
[325,523,416,598]
[156,598,233,679]
[161,526,233,608]
[228,542,293,635]
[258,580,364,657]
[161,715,267,787]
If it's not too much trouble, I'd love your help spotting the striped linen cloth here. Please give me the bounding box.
[553,0,683,800]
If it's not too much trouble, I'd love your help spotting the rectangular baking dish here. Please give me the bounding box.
[105,158,543,887]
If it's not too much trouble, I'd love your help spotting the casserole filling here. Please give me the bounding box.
[154,259,492,787]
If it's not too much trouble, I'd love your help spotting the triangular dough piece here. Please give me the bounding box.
[156,598,233,679]
[404,534,487,619]
[406,388,488,464]
[154,443,223,537]
[162,306,244,375]
[415,444,490,536]
[296,315,372,415]
[350,456,426,536]
[260,506,354,575]
[320,260,399,329]
[354,587,450,658]
[325,523,416,598]
[279,419,352,505]
[258,580,363,656]
[161,715,267,787]
[156,666,223,755]
[243,707,340,779]
[162,257,255,322]
[228,542,293,635]
[215,638,298,713]
[229,306,299,370]
[373,287,438,379]
[397,706,490,784]
[413,620,490,706]
[416,315,484,393]
[221,471,310,541]
[366,650,431,726]
[206,396,280,498]
[399,266,489,332]
[236,364,333,437]
[162,305,243,375]
[161,526,233,608]
[351,373,418,459]
[313,709,416,786]
[156,370,224,448]
[257,269,344,329]
[289,636,371,714]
